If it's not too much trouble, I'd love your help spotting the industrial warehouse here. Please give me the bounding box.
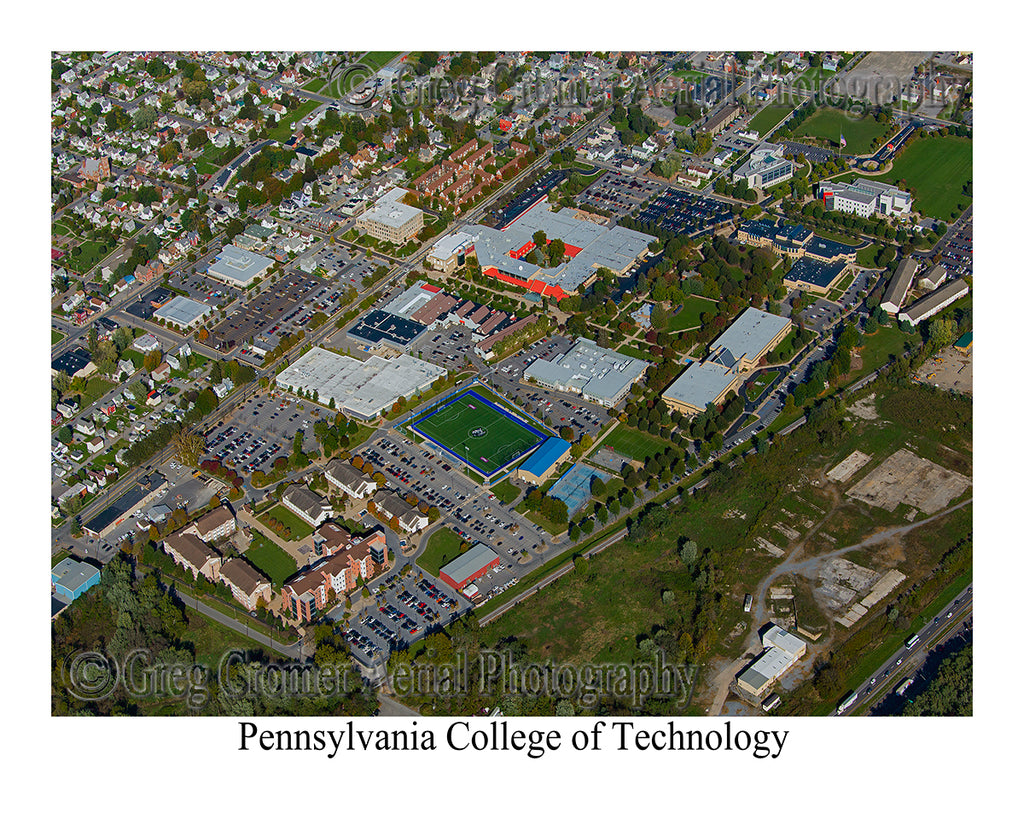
[275,347,445,420]
[523,337,649,407]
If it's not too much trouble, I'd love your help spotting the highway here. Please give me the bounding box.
[835,583,973,715]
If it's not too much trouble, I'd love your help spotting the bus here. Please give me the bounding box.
[836,691,858,715]
[896,678,914,696]
[904,633,920,649]
[761,693,781,712]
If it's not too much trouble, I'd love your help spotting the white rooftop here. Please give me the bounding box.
[276,347,445,420]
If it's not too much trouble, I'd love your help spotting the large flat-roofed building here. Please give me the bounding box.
[736,624,807,698]
[440,542,500,591]
[819,178,913,219]
[83,473,167,538]
[662,358,740,417]
[426,231,476,273]
[730,143,794,189]
[517,437,572,484]
[898,278,969,326]
[276,347,445,421]
[524,337,648,407]
[699,104,741,136]
[784,257,850,295]
[662,307,790,417]
[207,244,274,287]
[709,307,792,369]
[346,308,428,353]
[52,347,97,379]
[881,258,918,314]
[355,187,424,245]
[470,201,651,301]
[153,295,212,329]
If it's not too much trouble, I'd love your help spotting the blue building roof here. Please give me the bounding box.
[519,436,571,478]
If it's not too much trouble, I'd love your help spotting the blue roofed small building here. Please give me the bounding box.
[51,556,101,616]
[516,436,572,485]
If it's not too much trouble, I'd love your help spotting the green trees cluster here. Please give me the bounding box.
[521,488,568,525]
[903,644,972,716]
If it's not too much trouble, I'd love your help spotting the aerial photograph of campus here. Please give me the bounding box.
[50,49,973,719]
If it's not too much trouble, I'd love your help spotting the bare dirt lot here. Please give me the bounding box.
[914,347,972,394]
[826,450,872,483]
[846,448,971,514]
[841,51,933,101]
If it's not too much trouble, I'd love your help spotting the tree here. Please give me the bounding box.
[173,431,206,467]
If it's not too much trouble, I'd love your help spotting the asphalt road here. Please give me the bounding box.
[837,583,973,715]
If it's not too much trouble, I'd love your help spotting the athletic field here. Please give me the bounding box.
[411,390,546,476]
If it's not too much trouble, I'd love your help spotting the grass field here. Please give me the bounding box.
[667,295,717,332]
[244,532,298,587]
[872,136,972,221]
[491,480,521,505]
[792,107,890,155]
[361,51,402,71]
[260,504,315,541]
[417,527,465,577]
[745,372,776,401]
[64,240,112,274]
[267,99,321,142]
[615,343,657,362]
[411,390,545,476]
[52,329,65,345]
[302,78,326,93]
[856,325,909,374]
[600,425,668,462]
[748,105,793,136]
[856,243,884,268]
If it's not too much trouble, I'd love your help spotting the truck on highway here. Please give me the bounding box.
[836,691,858,715]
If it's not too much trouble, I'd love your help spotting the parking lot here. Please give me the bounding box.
[485,335,613,433]
[412,324,477,371]
[576,170,663,218]
[342,570,471,665]
[936,215,972,277]
[633,188,734,237]
[311,245,380,288]
[210,271,353,354]
[203,392,321,476]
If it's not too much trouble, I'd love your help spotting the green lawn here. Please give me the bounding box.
[856,243,884,268]
[673,113,693,127]
[361,51,402,71]
[83,376,115,405]
[794,66,836,91]
[600,425,669,462]
[302,78,326,93]
[771,327,802,363]
[792,107,890,155]
[748,105,793,136]
[491,480,521,505]
[615,343,657,362]
[244,532,298,587]
[417,527,466,577]
[52,329,65,345]
[745,372,776,401]
[64,240,112,274]
[857,325,910,374]
[872,136,972,221]
[259,504,315,541]
[667,295,717,332]
[671,70,707,81]
[267,98,322,142]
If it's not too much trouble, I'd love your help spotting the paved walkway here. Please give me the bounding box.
[238,506,311,568]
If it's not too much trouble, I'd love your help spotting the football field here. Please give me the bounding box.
[411,390,545,476]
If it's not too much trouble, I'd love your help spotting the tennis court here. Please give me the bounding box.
[411,390,545,476]
[549,464,611,518]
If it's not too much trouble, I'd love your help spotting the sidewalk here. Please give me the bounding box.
[238,506,311,568]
